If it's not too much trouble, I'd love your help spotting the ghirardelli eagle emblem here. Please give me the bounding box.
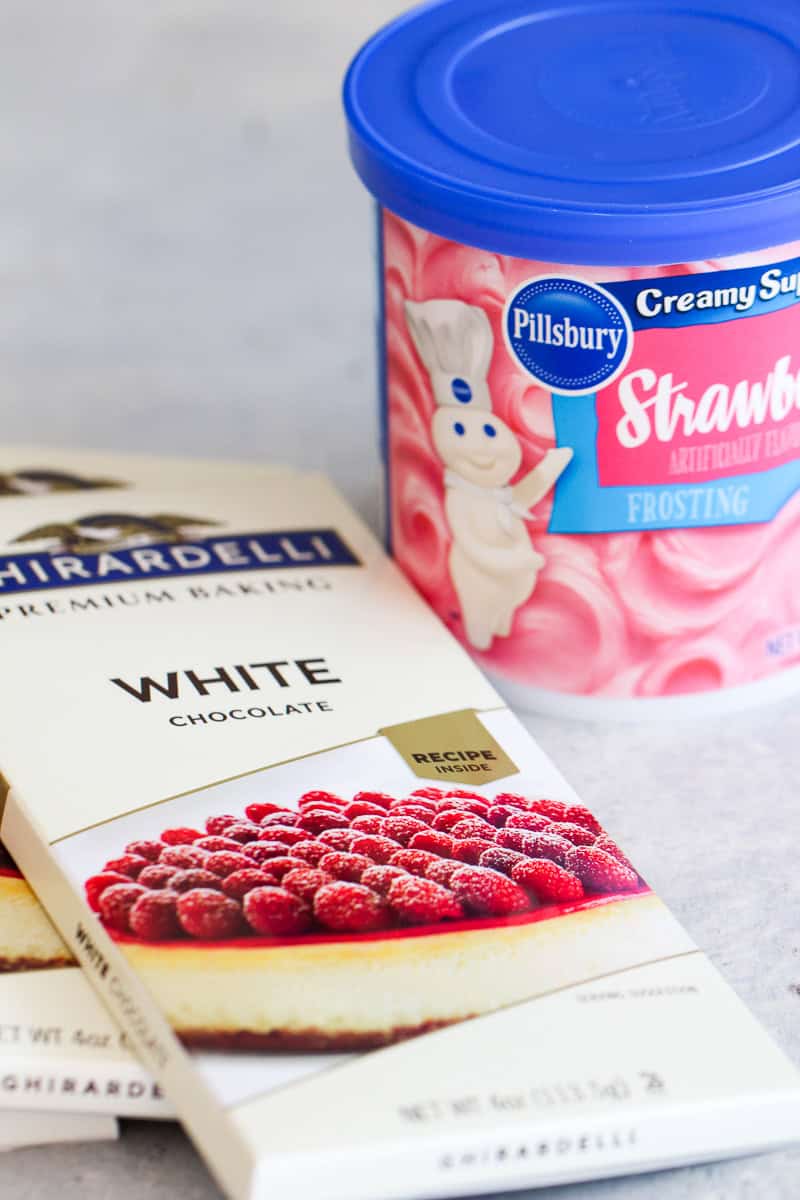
[12,513,220,555]
[0,469,124,497]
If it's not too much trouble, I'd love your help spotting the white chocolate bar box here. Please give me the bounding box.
[0,1110,118,1152]
[0,464,797,1199]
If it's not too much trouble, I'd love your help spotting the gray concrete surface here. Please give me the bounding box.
[0,2,798,1197]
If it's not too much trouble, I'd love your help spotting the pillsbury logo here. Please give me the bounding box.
[503,275,633,395]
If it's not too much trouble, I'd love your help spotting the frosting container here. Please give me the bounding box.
[344,0,800,719]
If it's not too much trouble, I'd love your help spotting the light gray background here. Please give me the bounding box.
[1,2,798,1198]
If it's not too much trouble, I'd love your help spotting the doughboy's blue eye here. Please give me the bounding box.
[453,422,465,436]
[483,423,497,438]
[451,377,472,403]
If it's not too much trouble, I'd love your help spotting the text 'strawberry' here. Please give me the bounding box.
[431,810,472,833]
[160,827,203,846]
[452,837,495,864]
[360,865,408,896]
[168,868,224,894]
[319,851,372,882]
[344,800,388,819]
[566,847,640,893]
[204,814,238,836]
[257,825,306,846]
[298,790,344,807]
[450,867,531,916]
[387,876,464,924]
[204,851,252,878]
[505,812,551,834]
[104,854,149,879]
[129,890,181,940]
[195,836,243,853]
[388,803,436,822]
[512,859,584,903]
[243,840,291,861]
[349,815,384,835]
[99,883,147,932]
[547,821,596,847]
[221,822,261,844]
[349,834,401,864]
[451,817,496,841]
[410,786,447,801]
[351,790,393,809]
[425,859,463,888]
[479,847,526,876]
[281,867,333,902]
[594,834,636,871]
[492,792,528,810]
[408,830,454,857]
[565,805,603,835]
[389,848,440,877]
[124,840,162,863]
[313,882,389,932]
[85,872,130,912]
[244,802,284,823]
[258,855,305,880]
[243,887,312,936]
[519,832,573,866]
[137,864,180,890]
[527,799,569,821]
[383,816,429,845]
[159,845,208,870]
[317,828,357,850]
[297,809,349,834]
[177,889,242,939]
[259,811,299,827]
[290,840,329,866]
[222,869,279,900]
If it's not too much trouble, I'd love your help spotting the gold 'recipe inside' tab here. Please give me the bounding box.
[380,709,518,784]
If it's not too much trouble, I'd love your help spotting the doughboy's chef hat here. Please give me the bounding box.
[404,299,493,411]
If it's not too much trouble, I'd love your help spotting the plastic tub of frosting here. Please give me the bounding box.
[344,0,800,719]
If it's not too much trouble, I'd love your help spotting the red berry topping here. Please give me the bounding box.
[318,851,372,882]
[281,867,333,902]
[479,847,526,875]
[566,847,640,893]
[244,802,284,823]
[349,834,401,864]
[138,864,180,890]
[382,816,429,845]
[243,840,291,861]
[351,790,393,809]
[85,872,130,911]
[204,815,238,836]
[104,854,149,879]
[349,815,384,834]
[527,799,569,821]
[204,851,252,878]
[425,859,463,887]
[564,805,603,835]
[431,810,470,833]
[258,855,305,880]
[317,828,357,850]
[450,867,530,916]
[512,859,584,903]
[313,882,389,932]
[243,886,312,935]
[492,792,528,810]
[160,827,202,845]
[299,790,345,807]
[297,809,349,834]
[486,805,520,827]
[223,869,279,901]
[360,864,408,896]
[220,822,260,844]
[195,836,243,853]
[343,800,387,819]
[505,812,551,833]
[410,786,447,800]
[177,889,242,939]
[389,848,440,877]
[258,825,306,846]
[445,798,490,817]
[388,803,435,822]
[99,883,147,931]
[408,830,454,857]
[129,890,181,940]
[445,789,486,802]
[452,837,495,864]
[290,840,330,866]
[594,834,636,871]
[547,821,596,847]
[259,811,300,827]
[496,828,541,853]
[387,876,463,924]
[518,832,573,866]
[451,817,496,841]
[124,840,162,863]
[168,868,224,893]
[159,845,208,870]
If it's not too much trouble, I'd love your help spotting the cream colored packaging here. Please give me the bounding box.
[0,465,798,1198]
[0,1110,118,1151]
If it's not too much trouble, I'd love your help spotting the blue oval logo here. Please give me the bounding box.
[503,275,632,395]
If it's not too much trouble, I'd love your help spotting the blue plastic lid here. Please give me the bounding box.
[344,0,800,265]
